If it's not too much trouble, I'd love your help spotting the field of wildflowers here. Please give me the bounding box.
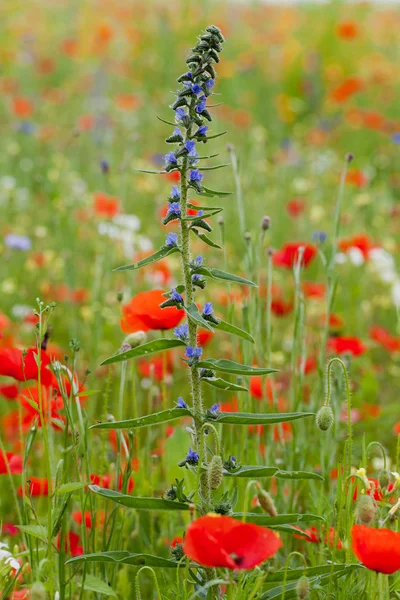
[1,0,400,598]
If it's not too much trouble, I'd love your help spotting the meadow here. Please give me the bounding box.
[1,0,400,598]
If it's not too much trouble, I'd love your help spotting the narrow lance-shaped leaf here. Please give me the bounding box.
[232,513,325,526]
[196,358,277,376]
[133,168,168,175]
[208,412,314,425]
[100,339,186,366]
[198,186,233,198]
[66,551,190,569]
[90,407,192,430]
[182,208,223,221]
[184,303,214,332]
[113,246,180,272]
[89,486,190,511]
[223,466,279,478]
[157,115,177,127]
[215,319,254,343]
[187,203,223,211]
[193,267,257,287]
[198,164,230,172]
[201,377,248,392]
[191,228,222,249]
[275,470,323,481]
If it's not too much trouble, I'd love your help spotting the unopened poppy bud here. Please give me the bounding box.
[244,231,251,243]
[346,152,354,163]
[124,331,147,348]
[208,455,223,490]
[116,291,124,303]
[356,494,376,525]
[316,405,334,431]
[379,470,390,490]
[261,216,271,231]
[257,488,278,517]
[296,575,310,599]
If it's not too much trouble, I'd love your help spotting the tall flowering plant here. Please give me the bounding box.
[69,25,316,597]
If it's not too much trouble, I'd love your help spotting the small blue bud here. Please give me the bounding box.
[177,397,188,409]
[203,302,213,316]
[171,288,184,303]
[165,232,178,247]
[165,151,178,167]
[174,324,189,341]
[189,169,204,183]
[167,202,181,217]
[170,185,180,200]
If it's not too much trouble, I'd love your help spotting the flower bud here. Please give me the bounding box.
[124,331,147,348]
[31,583,47,600]
[296,575,310,599]
[257,487,278,517]
[379,470,390,490]
[261,216,271,231]
[356,494,376,525]
[208,455,223,490]
[316,405,334,431]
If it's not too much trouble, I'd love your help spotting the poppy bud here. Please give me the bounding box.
[346,152,354,163]
[208,455,223,490]
[31,583,47,600]
[356,494,376,525]
[117,291,124,303]
[296,575,310,599]
[257,487,278,517]
[261,216,271,231]
[316,405,334,431]
[124,331,147,348]
[379,470,390,490]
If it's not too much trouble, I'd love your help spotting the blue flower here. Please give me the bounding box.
[184,140,196,153]
[185,447,199,465]
[210,403,220,414]
[197,210,204,217]
[191,274,202,282]
[167,202,181,217]
[195,99,207,114]
[177,397,188,409]
[193,255,203,267]
[392,132,400,144]
[170,185,180,200]
[174,324,189,341]
[189,170,204,183]
[196,125,209,136]
[192,83,202,95]
[175,108,186,121]
[165,232,178,247]
[203,302,213,316]
[165,152,177,167]
[185,71,193,80]
[4,234,32,251]
[185,346,203,359]
[205,79,215,90]
[100,159,109,174]
[171,288,184,303]
[312,230,327,243]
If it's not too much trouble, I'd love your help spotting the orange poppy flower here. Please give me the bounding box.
[94,192,120,219]
[352,525,400,574]
[12,97,33,119]
[336,22,358,40]
[183,514,282,569]
[121,290,184,333]
[331,77,363,103]
[272,243,317,269]
[327,336,366,356]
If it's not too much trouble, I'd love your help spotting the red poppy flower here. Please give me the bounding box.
[12,96,33,118]
[271,298,293,316]
[345,170,368,189]
[286,198,307,218]
[352,525,400,574]
[121,290,184,333]
[72,510,106,529]
[94,192,120,219]
[0,451,23,475]
[352,478,394,503]
[272,243,317,269]
[336,22,358,40]
[18,477,49,497]
[138,352,173,380]
[220,397,238,412]
[2,523,19,536]
[0,384,19,399]
[90,473,134,493]
[294,526,342,549]
[331,77,363,103]
[338,234,375,259]
[183,514,282,569]
[302,281,326,299]
[0,311,10,331]
[327,336,366,356]
[369,325,400,353]
[57,531,83,557]
[0,348,52,386]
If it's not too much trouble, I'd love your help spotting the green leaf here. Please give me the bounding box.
[20,391,39,413]
[198,186,233,198]
[196,358,277,376]
[89,486,190,511]
[201,378,248,392]
[77,574,118,597]
[182,208,223,221]
[209,412,314,425]
[100,339,186,366]
[157,116,177,127]
[198,164,230,171]
[223,466,278,478]
[198,153,220,160]
[55,482,88,495]
[233,513,325,526]
[184,303,214,332]
[216,320,254,343]
[113,246,180,272]
[89,407,192,430]
[18,525,48,544]
[76,389,100,397]
[133,168,168,175]
[187,203,223,211]
[275,470,323,481]
[191,228,222,249]
[193,267,257,287]
[67,551,188,568]
[206,131,227,140]
[266,564,363,585]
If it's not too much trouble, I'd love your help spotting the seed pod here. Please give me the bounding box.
[208,455,223,490]
[316,405,334,431]
[379,469,390,490]
[257,488,278,517]
[356,494,376,525]
[296,575,310,599]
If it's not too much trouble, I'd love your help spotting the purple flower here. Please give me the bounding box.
[185,346,203,359]
[196,125,208,136]
[170,185,180,200]
[165,232,178,247]
[203,302,213,316]
[392,133,400,144]
[175,108,186,122]
[197,210,204,217]
[165,152,177,167]
[4,234,32,251]
[184,140,196,153]
[174,324,189,341]
[185,447,199,465]
[192,83,202,95]
[167,202,181,217]
[205,79,215,90]
[100,160,109,174]
[210,403,220,414]
[171,288,184,303]
[191,274,202,283]
[312,230,327,244]
[177,397,188,409]
[189,170,204,183]
[195,100,207,114]
[193,255,203,267]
